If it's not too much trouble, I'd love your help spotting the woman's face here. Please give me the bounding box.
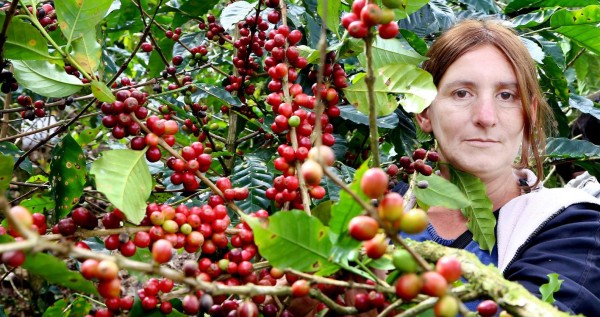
[417,45,527,178]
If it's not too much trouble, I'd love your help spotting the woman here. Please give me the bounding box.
[406,19,600,315]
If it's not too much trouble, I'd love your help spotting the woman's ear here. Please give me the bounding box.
[416,108,433,133]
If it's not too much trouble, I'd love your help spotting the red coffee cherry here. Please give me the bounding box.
[348,215,379,241]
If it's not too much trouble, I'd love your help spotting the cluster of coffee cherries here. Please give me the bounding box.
[17,94,46,120]
[136,277,177,313]
[53,206,98,236]
[264,25,307,94]
[79,258,133,316]
[100,85,149,140]
[175,293,261,317]
[163,142,212,191]
[342,0,399,39]
[393,256,463,317]
[130,114,178,162]
[0,206,47,267]
[34,3,58,31]
[199,15,230,45]
[138,201,235,256]
[345,167,428,257]
[385,148,439,188]
[0,62,18,93]
[165,27,183,42]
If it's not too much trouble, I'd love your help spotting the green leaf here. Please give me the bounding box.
[377,63,437,114]
[521,37,545,64]
[395,0,429,20]
[71,29,102,75]
[329,161,369,236]
[461,0,501,13]
[171,0,220,19]
[231,155,273,213]
[414,173,470,210]
[195,83,242,107]
[0,141,32,173]
[573,50,600,95]
[68,297,92,317]
[545,137,600,159]
[329,162,370,263]
[174,32,205,58]
[505,0,598,14]
[245,210,340,276]
[550,5,600,55]
[449,167,495,252]
[20,192,55,215]
[513,8,558,28]
[569,94,600,120]
[22,253,98,295]
[0,13,52,60]
[338,105,398,129]
[42,299,68,317]
[540,54,569,103]
[54,0,114,45]
[11,60,84,98]
[317,0,340,37]
[75,127,102,146]
[388,108,419,156]
[49,134,87,220]
[540,273,563,303]
[219,1,257,31]
[358,38,426,70]
[0,153,11,195]
[297,45,320,64]
[312,200,333,227]
[399,29,428,56]
[343,75,397,117]
[427,0,456,30]
[90,149,152,224]
[91,80,116,103]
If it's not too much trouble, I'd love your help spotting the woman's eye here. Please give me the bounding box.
[455,90,469,98]
[499,92,513,100]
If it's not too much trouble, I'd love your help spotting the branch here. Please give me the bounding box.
[364,33,380,167]
[0,0,19,63]
[406,240,574,317]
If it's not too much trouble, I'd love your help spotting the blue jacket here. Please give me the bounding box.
[396,179,600,316]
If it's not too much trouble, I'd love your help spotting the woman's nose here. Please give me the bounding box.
[472,95,497,127]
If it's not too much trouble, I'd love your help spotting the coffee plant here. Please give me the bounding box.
[1,0,599,316]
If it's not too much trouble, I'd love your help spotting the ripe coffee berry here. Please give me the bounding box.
[436,255,462,283]
[348,215,379,241]
[395,273,422,300]
[477,300,499,317]
[360,168,389,198]
[152,239,173,264]
[291,279,310,297]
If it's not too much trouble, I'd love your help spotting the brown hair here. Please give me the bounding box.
[422,19,554,187]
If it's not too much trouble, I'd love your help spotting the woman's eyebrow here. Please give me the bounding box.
[441,80,518,88]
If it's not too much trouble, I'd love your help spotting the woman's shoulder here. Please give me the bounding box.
[496,186,600,272]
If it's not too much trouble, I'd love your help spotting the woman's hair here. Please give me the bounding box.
[422,19,554,186]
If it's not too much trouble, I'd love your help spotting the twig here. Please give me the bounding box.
[311,0,329,148]
[364,33,380,167]
[0,0,20,63]
[0,84,12,138]
[12,100,98,170]
[394,297,437,317]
